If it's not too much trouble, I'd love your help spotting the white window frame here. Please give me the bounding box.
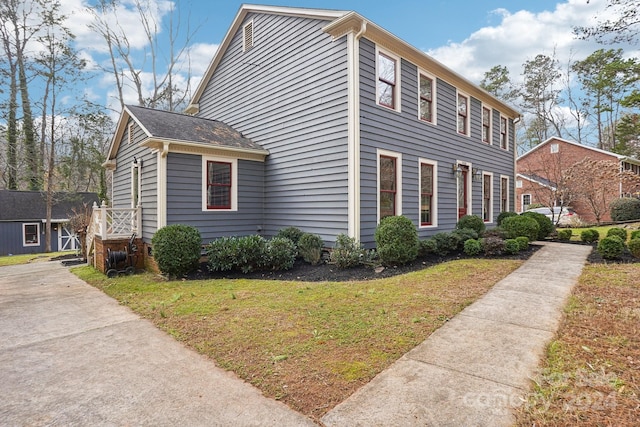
[131,162,141,208]
[550,143,559,154]
[242,20,254,52]
[127,123,134,144]
[521,194,532,212]
[481,104,492,144]
[375,47,401,113]
[23,222,40,247]
[500,115,509,150]
[482,172,494,223]
[417,69,436,125]
[456,90,470,136]
[501,175,510,213]
[516,179,523,189]
[418,158,438,228]
[377,149,402,223]
[202,156,238,212]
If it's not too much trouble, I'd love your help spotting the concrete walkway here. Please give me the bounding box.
[0,242,591,426]
[322,242,592,426]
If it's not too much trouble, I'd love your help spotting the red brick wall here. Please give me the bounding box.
[94,236,145,274]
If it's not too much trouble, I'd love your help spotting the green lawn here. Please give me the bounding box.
[565,223,640,242]
[0,251,70,267]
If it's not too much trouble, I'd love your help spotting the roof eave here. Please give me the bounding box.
[141,137,269,162]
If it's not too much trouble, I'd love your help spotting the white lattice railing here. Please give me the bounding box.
[86,201,142,261]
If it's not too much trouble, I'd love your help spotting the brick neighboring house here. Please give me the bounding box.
[516,137,640,223]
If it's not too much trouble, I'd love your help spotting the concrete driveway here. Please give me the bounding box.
[0,261,316,426]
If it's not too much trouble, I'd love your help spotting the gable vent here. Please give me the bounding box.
[243,21,254,52]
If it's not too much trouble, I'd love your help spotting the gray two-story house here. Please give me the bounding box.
[101,4,519,262]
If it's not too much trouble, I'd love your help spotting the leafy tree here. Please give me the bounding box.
[613,113,640,157]
[480,65,519,104]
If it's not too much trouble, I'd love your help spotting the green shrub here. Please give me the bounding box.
[206,236,238,272]
[609,197,640,222]
[496,211,518,226]
[331,234,371,268]
[515,236,529,251]
[265,237,296,270]
[556,229,573,241]
[456,215,486,235]
[501,215,540,241]
[297,233,324,265]
[419,238,437,256]
[431,232,461,256]
[628,238,640,258]
[597,236,625,260]
[631,230,640,240]
[521,211,554,239]
[504,239,520,255]
[463,239,482,256]
[275,227,304,247]
[606,227,628,242]
[483,228,507,239]
[580,229,600,243]
[206,235,268,273]
[452,228,479,248]
[151,224,202,278]
[481,236,505,256]
[374,215,419,266]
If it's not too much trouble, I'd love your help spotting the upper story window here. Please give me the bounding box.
[457,93,469,135]
[550,143,559,153]
[419,72,434,123]
[202,157,238,211]
[243,20,254,52]
[377,50,399,110]
[500,116,508,149]
[482,107,492,144]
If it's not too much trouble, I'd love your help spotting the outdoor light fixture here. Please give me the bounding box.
[472,168,482,182]
[133,156,143,168]
[452,163,463,178]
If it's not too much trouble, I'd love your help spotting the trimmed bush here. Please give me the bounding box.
[265,237,296,270]
[206,235,268,273]
[456,215,486,235]
[521,211,554,240]
[275,227,304,247]
[631,230,640,240]
[556,229,573,241]
[331,234,371,268]
[597,236,625,260]
[452,228,479,249]
[501,215,540,241]
[463,239,482,256]
[504,239,520,254]
[606,227,628,242]
[496,211,518,226]
[481,236,505,256]
[419,238,437,256]
[375,215,419,266]
[580,229,600,243]
[431,232,461,256]
[515,236,529,251]
[152,224,202,278]
[298,233,324,265]
[628,238,640,258]
[610,197,640,222]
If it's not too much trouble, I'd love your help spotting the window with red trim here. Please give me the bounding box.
[482,107,491,143]
[206,161,232,209]
[501,177,509,212]
[420,163,434,225]
[377,52,396,109]
[419,74,433,122]
[457,94,468,135]
[500,116,508,149]
[483,174,491,222]
[379,155,397,218]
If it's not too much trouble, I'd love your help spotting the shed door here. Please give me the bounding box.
[58,223,79,251]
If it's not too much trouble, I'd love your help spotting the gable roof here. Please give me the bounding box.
[517,136,638,163]
[185,4,520,119]
[517,173,557,190]
[106,105,269,166]
[0,191,99,222]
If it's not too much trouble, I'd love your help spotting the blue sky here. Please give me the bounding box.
[54,0,640,115]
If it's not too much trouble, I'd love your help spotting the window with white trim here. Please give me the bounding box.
[419,159,437,227]
[522,194,532,211]
[377,149,402,221]
[457,92,469,135]
[377,49,400,111]
[202,157,238,211]
[23,223,40,247]
[482,106,492,144]
[501,176,510,213]
[483,173,493,223]
[243,20,254,52]
[419,72,435,123]
[550,143,559,153]
[500,116,508,149]
[516,179,523,188]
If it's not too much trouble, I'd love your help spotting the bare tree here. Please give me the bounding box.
[574,0,640,45]
[86,0,199,112]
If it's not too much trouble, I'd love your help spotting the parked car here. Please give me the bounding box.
[526,206,579,225]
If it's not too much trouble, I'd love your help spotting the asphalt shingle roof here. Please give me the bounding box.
[126,105,265,152]
[0,191,99,221]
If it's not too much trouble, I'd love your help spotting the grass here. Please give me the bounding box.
[566,222,640,242]
[73,258,523,420]
[0,251,70,267]
[515,263,640,426]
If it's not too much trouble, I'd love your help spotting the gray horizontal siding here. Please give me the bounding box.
[0,222,62,255]
[358,38,515,246]
[166,153,264,242]
[196,12,350,243]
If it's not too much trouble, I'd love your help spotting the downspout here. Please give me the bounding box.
[347,20,366,241]
[157,142,169,229]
